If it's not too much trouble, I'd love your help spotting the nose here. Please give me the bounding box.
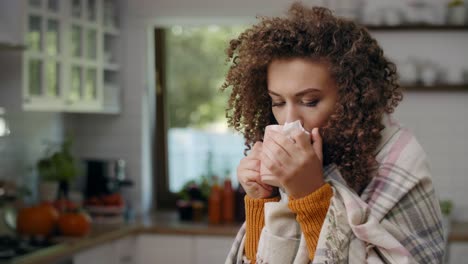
[285,104,303,125]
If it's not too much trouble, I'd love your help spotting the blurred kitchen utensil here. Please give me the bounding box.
[0,108,10,138]
[0,181,17,235]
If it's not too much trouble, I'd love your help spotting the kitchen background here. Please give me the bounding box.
[0,0,468,263]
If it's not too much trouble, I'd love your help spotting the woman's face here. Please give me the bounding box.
[267,58,338,132]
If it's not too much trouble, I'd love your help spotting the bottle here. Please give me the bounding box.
[208,176,222,224]
[222,175,234,223]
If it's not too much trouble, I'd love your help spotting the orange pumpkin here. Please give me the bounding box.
[57,212,91,237]
[16,204,59,236]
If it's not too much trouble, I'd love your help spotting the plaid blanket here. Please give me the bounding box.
[225,116,445,263]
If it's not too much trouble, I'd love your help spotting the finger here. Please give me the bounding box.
[291,130,312,150]
[241,158,261,172]
[249,141,263,158]
[311,128,323,162]
[244,181,274,198]
[241,170,273,191]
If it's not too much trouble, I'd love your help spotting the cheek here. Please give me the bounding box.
[303,109,334,130]
[303,116,324,131]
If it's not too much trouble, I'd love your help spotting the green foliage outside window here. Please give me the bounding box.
[165,25,246,128]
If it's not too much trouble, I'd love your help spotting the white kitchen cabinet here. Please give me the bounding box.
[72,233,234,264]
[114,236,139,264]
[194,236,234,264]
[137,234,234,264]
[73,236,138,264]
[21,0,121,113]
[138,234,194,264]
[0,1,24,49]
[73,242,115,264]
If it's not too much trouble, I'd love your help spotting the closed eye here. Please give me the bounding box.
[271,101,285,107]
[303,100,319,107]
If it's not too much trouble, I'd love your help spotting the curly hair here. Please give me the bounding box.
[222,2,403,193]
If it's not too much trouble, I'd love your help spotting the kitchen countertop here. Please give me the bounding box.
[11,212,468,264]
[11,212,241,264]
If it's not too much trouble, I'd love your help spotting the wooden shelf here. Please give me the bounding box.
[366,24,468,31]
[403,84,468,91]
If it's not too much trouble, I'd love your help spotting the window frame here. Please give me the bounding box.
[154,28,178,209]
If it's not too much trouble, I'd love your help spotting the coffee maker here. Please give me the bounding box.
[83,159,132,198]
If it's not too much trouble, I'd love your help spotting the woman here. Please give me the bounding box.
[223,2,445,264]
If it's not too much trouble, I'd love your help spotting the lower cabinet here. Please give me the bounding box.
[73,236,138,264]
[194,236,236,264]
[73,234,235,264]
[137,234,235,264]
[137,234,193,263]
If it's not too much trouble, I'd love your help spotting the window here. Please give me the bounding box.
[154,26,246,209]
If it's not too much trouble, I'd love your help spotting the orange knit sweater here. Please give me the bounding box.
[244,183,333,262]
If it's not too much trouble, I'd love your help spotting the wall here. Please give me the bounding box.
[395,92,468,219]
[0,51,64,201]
[372,31,468,220]
[65,1,155,213]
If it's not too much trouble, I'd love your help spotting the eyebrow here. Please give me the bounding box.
[268,88,322,97]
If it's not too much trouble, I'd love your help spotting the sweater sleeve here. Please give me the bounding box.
[288,183,333,260]
[244,195,281,262]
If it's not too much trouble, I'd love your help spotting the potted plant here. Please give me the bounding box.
[37,138,78,202]
[176,177,210,221]
[440,199,454,241]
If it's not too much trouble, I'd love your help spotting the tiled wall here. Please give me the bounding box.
[395,92,468,220]
[0,112,64,201]
[0,50,64,201]
[372,31,468,221]
[63,15,153,214]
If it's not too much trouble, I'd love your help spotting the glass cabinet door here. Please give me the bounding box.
[46,19,60,56]
[28,60,43,96]
[85,68,97,100]
[47,0,59,12]
[103,0,117,28]
[71,0,82,18]
[28,16,42,52]
[46,62,59,97]
[29,0,42,8]
[86,29,97,60]
[24,0,120,111]
[87,0,97,21]
[71,25,82,57]
[70,66,82,101]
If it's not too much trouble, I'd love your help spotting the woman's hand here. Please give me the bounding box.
[237,141,276,199]
[261,128,324,199]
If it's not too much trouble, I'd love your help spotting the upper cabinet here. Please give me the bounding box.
[0,1,25,50]
[22,0,121,113]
